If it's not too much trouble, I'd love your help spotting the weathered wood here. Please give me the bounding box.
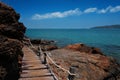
[42,53,47,64]
[37,46,41,56]
[68,66,76,80]
[19,46,54,80]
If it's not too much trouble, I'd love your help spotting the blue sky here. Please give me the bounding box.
[1,0,120,29]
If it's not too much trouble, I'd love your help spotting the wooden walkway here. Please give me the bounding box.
[19,46,55,80]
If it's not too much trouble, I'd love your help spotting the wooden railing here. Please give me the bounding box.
[23,38,76,80]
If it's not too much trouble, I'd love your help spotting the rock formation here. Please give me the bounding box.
[49,43,120,80]
[30,39,58,51]
[31,39,55,45]
[0,2,26,80]
[66,43,103,55]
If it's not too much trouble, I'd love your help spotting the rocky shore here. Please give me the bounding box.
[30,39,120,80]
[0,2,26,80]
[0,2,120,80]
[30,39,58,51]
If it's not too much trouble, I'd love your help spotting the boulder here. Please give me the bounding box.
[30,39,58,51]
[44,45,58,51]
[66,43,103,55]
[0,2,26,40]
[0,2,26,80]
[31,39,55,45]
[0,23,26,40]
[31,39,41,44]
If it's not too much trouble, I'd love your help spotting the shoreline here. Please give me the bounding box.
[28,38,120,80]
[29,38,120,62]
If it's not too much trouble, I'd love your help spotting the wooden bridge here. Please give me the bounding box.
[19,46,55,80]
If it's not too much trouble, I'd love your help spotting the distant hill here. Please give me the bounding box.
[91,25,120,29]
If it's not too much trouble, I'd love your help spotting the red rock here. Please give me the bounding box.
[50,44,120,80]
[66,43,83,51]
[45,45,58,51]
[66,43,103,55]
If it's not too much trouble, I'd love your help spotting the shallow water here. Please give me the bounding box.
[26,29,120,62]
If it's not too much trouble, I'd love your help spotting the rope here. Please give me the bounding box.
[46,53,76,76]
[38,45,58,80]
[39,45,43,54]
[23,38,36,49]
[28,39,36,49]
[25,38,76,76]
[37,44,76,76]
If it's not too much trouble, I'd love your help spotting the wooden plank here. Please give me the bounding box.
[19,46,54,80]
[19,76,54,80]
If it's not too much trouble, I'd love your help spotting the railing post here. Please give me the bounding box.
[37,46,41,57]
[37,46,41,56]
[42,52,47,64]
[68,66,76,80]
[37,51,41,56]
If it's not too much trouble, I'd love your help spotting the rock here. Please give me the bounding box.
[49,44,120,80]
[0,36,24,80]
[31,39,55,45]
[0,2,26,80]
[66,43,84,51]
[0,23,26,40]
[0,36,23,62]
[31,39,41,44]
[0,2,26,40]
[66,43,103,55]
[44,45,58,51]
[40,39,55,45]
[30,39,58,51]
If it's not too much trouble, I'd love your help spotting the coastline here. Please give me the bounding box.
[25,29,120,58]
[0,2,120,80]
[29,37,120,63]
[29,38,120,80]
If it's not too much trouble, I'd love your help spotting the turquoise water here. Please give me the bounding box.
[26,29,120,62]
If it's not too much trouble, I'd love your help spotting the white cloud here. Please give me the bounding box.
[32,5,120,20]
[98,6,112,14]
[110,5,120,13]
[32,8,81,20]
[83,5,120,14]
[98,5,120,14]
[84,8,97,13]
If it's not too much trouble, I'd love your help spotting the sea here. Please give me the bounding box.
[26,29,120,62]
